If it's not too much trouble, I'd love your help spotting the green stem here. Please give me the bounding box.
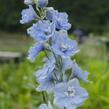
[59,66,63,81]
[52,52,63,81]
[44,50,49,60]
[53,69,60,82]
[42,91,48,104]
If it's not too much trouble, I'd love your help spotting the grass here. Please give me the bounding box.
[0,53,45,109]
[76,55,109,109]
[0,31,109,109]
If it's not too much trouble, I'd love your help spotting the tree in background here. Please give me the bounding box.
[0,0,109,32]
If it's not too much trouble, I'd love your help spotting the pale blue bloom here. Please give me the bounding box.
[36,69,55,92]
[52,30,79,58]
[54,78,88,109]
[20,0,89,109]
[36,56,56,82]
[39,102,53,109]
[20,5,37,24]
[46,8,71,30]
[27,20,55,42]
[36,56,56,92]
[24,0,34,5]
[62,59,89,82]
[72,62,89,82]
[43,54,71,82]
[27,43,44,61]
[43,55,64,81]
[38,0,48,8]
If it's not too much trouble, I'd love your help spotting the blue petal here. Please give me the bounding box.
[68,78,80,87]
[27,43,44,61]
[72,62,89,82]
[39,102,53,109]
[27,20,55,42]
[52,30,79,58]
[20,5,37,24]
[46,9,71,30]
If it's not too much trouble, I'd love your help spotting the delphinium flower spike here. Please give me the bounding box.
[20,0,89,109]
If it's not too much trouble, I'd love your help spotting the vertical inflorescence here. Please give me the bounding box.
[20,0,89,109]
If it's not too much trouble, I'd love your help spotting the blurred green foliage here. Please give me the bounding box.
[0,0,109,32]
[0,53,45,109]
[75,49,109,109]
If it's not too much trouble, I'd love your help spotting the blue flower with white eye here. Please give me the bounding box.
[46,8,71,30]
[39,102,53,109]
[36,56,56,92]
[24,0,34,5]
[72,61,89,82]
[27,20,55,42]
[20,5,37,24]
[54,78,88,109]
[52,30,79,58]
[38,0,48,8]
[27,43,44,61]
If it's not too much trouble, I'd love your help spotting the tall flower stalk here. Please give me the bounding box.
[20,0,89,109]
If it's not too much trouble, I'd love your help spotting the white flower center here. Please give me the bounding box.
[61,43,69,52]
[65,86,76,97]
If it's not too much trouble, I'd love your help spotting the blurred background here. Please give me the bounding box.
[0,0,109,109]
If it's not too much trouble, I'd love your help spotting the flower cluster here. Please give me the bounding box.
[20,0,89,109]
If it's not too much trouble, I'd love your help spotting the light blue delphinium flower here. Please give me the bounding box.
[39,102,53,109]
[36,56,56,92]
[27,43,44,61]
[24,0,34,5]
[72,61,89,82]
[20,5,37,24]
[61,59,89,82]
[27,20,55,42]
[36,71,55,92]
[36,55,56,81]
[54,78,88,109]
[52,30,79,58]
[38,0,48,8]
[46,8,71,30]
[20,0,90,108]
